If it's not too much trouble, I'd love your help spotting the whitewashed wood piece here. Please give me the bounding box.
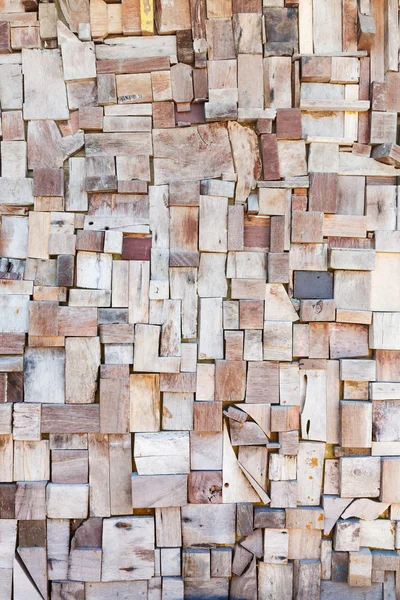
[17,546,47,599]
[1,141,26,178]
[69,290,111,307]
[263,529,289,564]
[68,548,102,583]
[0,520,17,569]
[300,369,327,442]
[371,253,400,311]
[109,434,132,516]
[88,433,111,517]
[162,393,193,431]
[130,374,160,432]
[133,324,180,373]
[76,251,112,290]
[199,195,228,253]
[259,563,293,600]
[47,519,69,581]
[181,504,236,546]
[65,157,87,212]
[237,404,271,437]
[28,120,84,170]
[297,442,325,506]
[170,268,198,339]
[0,216,28,260]
[340,457,381,498]
[359,520,394,550]
[14,440,49,480]
[22,49,68,120]
[85,582,148,600]
[370,312,400,350]
[299,0,313,53]
[265,284,298,322]
[340,359,376,381]
[102,516,155,581]
[290,243,327,271]
[320,581,383,599]
[160,299,181,357]
[149,184,169,250]
[341,499,390,521]
[181,344,197,373]
[134,431,190,475]
[24,347,65,404]
[13,555,42,600]
[132,473,188,508]
[0,64,23,110]
[227,252,267,279]
[47,484,89,519]
[13,404,41,441]
[263,321,292,362]
[198,254,227,298]
[128,260,150,325]
[370,382,400,399]
[99,35,177,60]
[61,40,96,82]
[330,249,376,271]
[339,152,400,176]
[65,337,100,404]
[198,298,224,360]
[190,432,223,471]
[222,423,260,504]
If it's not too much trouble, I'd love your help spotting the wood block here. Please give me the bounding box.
[16,481,46,520]
[341,401,372,448]
[131,473,187,508]
[276,109,301,140]
[194,402,222,432]
[292,211,323,243]
[340,457,381,498]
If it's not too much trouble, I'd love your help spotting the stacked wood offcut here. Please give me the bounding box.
[1,0,400,599]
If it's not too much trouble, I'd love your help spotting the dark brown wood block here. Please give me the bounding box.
[261,134,280,180]
[237,503,254,537]
[122,236,152,260]
[57,254,75,287]
[264,7,298,54]
[177,29,194,64]
[233,0,262,12]
[18,520,47,547]
[244,215,270,250]
[0,484,15,518]
[7,373,23,403]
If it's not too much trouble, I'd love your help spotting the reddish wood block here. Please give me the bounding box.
[309,173,338,214]
[79,107,103,130]
[246,361,279,403]
[261,134,280,180]
[244,215,270,250]
[175,103,205,125]
[153,102,175,128]
[276,108,302,140]
[121,236,152,260]
[33,168,64,197]
[292,195,308,211]
[215,360,246,402]
[29,301,59,337]
[118,180,148,194]
[239,300,264,330]
[7,373,23,403]
[0,334,25,355]
[1,111,24,140]
[41,404,100,433]
[194,402,223,432]
[100,364,130,379]
[76,231,105,252]
[58,307,98,336]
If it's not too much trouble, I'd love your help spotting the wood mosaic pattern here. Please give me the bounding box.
[0,0,400,598]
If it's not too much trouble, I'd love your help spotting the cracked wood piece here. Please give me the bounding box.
[153,124,234,185]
